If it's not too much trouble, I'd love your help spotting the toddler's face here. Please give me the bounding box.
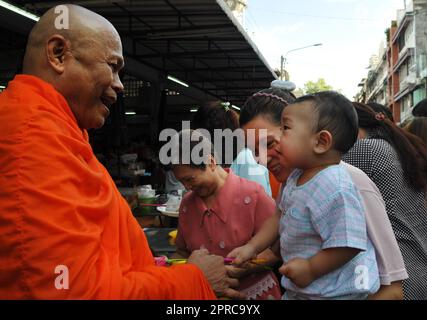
[279,101,317,169]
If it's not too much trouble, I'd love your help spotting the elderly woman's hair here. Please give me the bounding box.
[292,91,358,154]
[353,102,427,191]
[239,82,296,127]
[170,129,217,170]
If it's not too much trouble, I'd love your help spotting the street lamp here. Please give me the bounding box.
[280,43,323,80]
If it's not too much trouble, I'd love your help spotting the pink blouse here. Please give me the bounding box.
[176,169,282,299]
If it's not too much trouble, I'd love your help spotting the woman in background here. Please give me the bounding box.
[405,117,427,146]
[237,81,408,299]
[343,102,427,300]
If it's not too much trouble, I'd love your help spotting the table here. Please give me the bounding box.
[133,205,165,227]
[143,227,177,257]
[157,207,179,218]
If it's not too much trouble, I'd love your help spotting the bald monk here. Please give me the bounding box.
[0,4,242,299]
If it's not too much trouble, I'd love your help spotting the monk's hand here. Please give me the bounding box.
[188,249,246,300]
[226,244,257,266]
[225,264,250,279]
[279,258,315,288]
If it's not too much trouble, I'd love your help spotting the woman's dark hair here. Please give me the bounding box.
[367,102,394,122]
[293,91,358,154]
[192,101,239,133]
[406,117,427,146]
[239,87,296,127]
[192,101,240,166]
[353,102,427,191]
[413,98,427,117]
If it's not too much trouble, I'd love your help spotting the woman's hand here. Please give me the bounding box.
[367,282,403,300]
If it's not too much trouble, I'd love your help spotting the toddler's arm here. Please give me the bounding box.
[280,247,361,288]
[227,209,281,265]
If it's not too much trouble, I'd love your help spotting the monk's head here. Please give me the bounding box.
[23,4,124,130]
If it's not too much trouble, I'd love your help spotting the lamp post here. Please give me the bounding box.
[280,43,323,80]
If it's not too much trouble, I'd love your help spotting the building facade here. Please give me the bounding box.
[357,0,427,124]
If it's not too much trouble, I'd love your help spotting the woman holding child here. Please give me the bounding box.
[231,82,409,299]
[230,91,381,299]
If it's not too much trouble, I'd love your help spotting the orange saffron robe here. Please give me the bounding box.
[268,172,281,200]
[0,75,216,299]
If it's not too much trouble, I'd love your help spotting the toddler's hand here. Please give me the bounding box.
[227,244,257,266]
[279,258,315,288]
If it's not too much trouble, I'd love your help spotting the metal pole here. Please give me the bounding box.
[280,55,284,80]
[281,43,322,81]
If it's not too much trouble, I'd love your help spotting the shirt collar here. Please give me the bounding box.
[197,168,238,226]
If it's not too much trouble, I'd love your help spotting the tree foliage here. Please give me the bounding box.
[302,78,334,95]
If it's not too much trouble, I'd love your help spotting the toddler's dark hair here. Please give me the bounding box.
[293,91,359,154]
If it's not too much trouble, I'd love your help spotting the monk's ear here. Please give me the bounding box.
[46,35,69,74]
[313,130,333,155]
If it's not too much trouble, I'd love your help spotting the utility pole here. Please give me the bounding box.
[280,55,285,80]
[280,43,322,81]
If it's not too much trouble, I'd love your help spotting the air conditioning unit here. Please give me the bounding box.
[401,74,417,88]
[407,73,417,84]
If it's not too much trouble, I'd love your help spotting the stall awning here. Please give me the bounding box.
[8,0,277,107]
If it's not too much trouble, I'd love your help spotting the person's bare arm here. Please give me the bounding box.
[226,248,280,279]
[249,209,281,254]
[173,249,245,299]
[279,247,360,288]
[187,249,246,299]
[227,209,281,265]
[269,238,281,258]
[368,281,403,300]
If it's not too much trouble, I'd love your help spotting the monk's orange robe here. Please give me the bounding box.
[269,171,281,200]
[0,75,216,299]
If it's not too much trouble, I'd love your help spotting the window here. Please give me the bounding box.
[404,20,413,46]
[398,33,405,52]
[123,80,146,98]
[400,93,413,122]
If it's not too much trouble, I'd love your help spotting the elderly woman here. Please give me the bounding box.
[170,130,282,300]
[238,82,408,299]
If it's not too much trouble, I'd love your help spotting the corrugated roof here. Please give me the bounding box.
[9,0,277,107]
